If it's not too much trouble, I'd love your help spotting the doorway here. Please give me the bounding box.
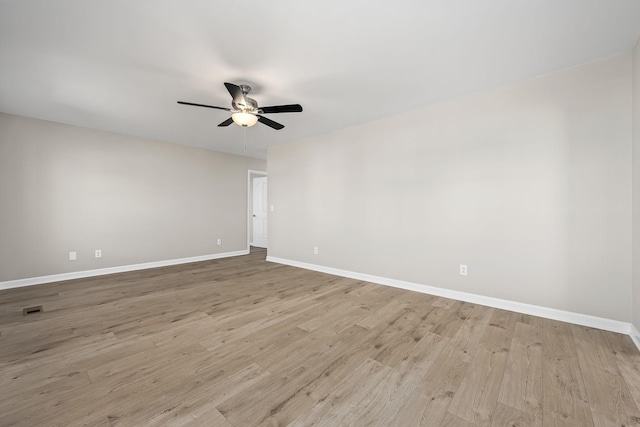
[247,170,268,250]
[252,176,268,248]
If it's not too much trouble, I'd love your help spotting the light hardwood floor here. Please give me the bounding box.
[1,248,639,426]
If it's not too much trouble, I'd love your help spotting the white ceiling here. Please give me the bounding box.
[1,1,640,159]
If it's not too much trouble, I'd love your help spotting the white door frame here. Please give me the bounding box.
[247,169,267,251]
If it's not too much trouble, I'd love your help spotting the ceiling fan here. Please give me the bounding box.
[178,82,303,130]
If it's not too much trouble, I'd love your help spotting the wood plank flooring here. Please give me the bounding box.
[1,248,639,426]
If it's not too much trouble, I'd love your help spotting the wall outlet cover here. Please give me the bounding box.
[459,264,468,276]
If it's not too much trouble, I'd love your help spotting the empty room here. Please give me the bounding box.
[2,1,640,426]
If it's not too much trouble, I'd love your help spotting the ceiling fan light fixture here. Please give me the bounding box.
[178,82,301,130]
[231,112,258,127]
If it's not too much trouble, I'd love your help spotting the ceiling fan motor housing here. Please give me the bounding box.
[233,97,258,112]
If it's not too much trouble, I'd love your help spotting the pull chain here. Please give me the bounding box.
[243,126,247,153]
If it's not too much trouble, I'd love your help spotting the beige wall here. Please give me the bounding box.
[633,40,640,330]
[269,54,633,322]
[0,113,265,281]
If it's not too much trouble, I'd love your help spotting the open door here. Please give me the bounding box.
[252,176,268,248]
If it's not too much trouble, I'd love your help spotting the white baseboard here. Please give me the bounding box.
[631,324,640,351]
[0,250,249,291]
[267,256,640,350]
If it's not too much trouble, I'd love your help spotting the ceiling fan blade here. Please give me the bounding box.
[224,82,246,108]
[259,104,303,114]
[257,115,285,130]
[218,117,234,127]
[177,101,231,111]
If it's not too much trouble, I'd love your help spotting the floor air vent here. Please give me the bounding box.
[23,305,43,316]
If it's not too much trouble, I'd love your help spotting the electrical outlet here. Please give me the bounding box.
[217,239,222,246]
[270,204,275,212]
[313,246,319,255]
[459,264,468,276]
[69,251,77,261]
[95,249,102,258]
